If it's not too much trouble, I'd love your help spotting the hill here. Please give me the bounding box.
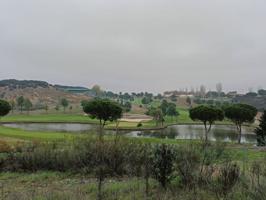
[234,95,266,111]
[0,79,90,106]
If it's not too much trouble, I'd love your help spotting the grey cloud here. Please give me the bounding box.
[0,0,266,93]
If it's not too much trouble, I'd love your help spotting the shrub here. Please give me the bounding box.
[0,140,12,153]
[175,145,201,189]
[152,144,175,189]
[137,122,142,127]
[212,162,240,198]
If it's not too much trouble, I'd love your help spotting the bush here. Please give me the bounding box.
[152,144,175,188]
[175,145,201,189]
[0,140,12,153]
[212,161,240,198]
[137,122,143,127]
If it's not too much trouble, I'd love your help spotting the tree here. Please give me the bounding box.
[170,95,177,102]
[255,111,266,146]
[186,96,192,108]
[148,107,165,127]
[17,96,24,113]
[60,98,69,113]
[160,100,169,116]
[258,89,266,96]
[189,105,224,141]
[81,100,89,107]
[23,98,32,115]
[9,100,15,113]
[82,99,123,138]
[225,104,257,144]
[141,144,153,198]
[92,85,102,97]
[245,92,257,97]
[123,101,132,112]
[166,103,179,122]
[216,83,223,98]
[155,94,163,100]
[55,105,60,112]
[141,96,152,105]
[44,103,49,113]
[152,144,175,189]
[0,99,11,119]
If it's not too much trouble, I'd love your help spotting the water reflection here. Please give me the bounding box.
[3,123,97,133]
[3,123,256,143]
[126,125,256,143]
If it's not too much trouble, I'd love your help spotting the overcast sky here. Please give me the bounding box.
[0,0,265,93]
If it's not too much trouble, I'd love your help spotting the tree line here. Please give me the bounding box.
[1,98,266,145]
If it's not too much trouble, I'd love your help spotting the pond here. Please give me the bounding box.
[2,123,256,143]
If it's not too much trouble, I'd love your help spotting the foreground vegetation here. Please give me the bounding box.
[0,136,266,200]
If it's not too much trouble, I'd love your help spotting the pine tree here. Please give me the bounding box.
[255,110,266,146]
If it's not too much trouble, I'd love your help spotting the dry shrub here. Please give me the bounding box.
[0,140,12,153]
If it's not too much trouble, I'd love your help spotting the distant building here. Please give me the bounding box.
[163,90,194,98]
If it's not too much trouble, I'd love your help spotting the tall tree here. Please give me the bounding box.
[186,96,192,108]
[255,111,266,146]
[148,107,165,127]
[44,103,49,114]
[166,103,179,122]
[189,105,224,141]
[60,98,69,113]
[141,96,152,105]
[152,144,175,189]
[92,85,102,97]
[123,101,132,112]
[16,96,25,113]
[82,99,122,139]
[258,89,266,96]
[9,100,15,113]
[0,99,11,119]
[160,100,169,116]
[23,98,32,115]
[225,104,257,144]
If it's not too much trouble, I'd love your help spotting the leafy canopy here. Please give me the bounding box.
[60,98,69,108]
[224,104,257,125]
[83,99,122,125]
[255,110,266,146]
[17,96,24,107]
[23,98,32,110]
[0,99,11,117]
[189,105,224,124]
[166,103,179,117]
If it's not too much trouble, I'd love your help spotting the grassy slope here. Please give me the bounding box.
[1,109,193,128]
[1,114,98,123]
[0,126,75,140]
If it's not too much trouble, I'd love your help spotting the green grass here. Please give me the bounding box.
[0,171,157,200]
[0,126,74,140]
[2,109,191,128]
[132,97,143,105]
[1,113,99,123]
